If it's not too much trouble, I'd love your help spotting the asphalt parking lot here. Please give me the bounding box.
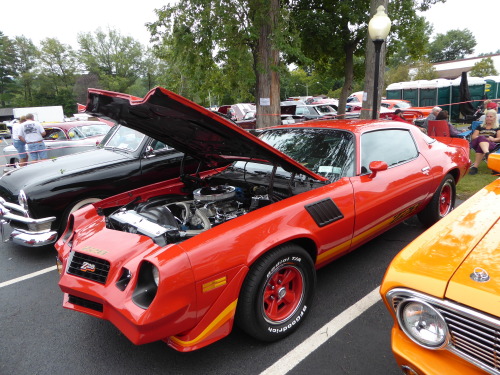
[1,218,427,375]
[0,140,424,374]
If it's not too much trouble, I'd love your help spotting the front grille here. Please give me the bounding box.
[68,295,103,312]
[67,251,110,284]
[439,308,500,373]
[391,290,500,375]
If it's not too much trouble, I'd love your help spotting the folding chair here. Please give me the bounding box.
[427,120,450,137]
[457,120,482,141]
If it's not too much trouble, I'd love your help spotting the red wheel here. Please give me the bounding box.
[236,244,316,342]
[418,174,456,227]
[438,182,453,217]
[262,265,304,323]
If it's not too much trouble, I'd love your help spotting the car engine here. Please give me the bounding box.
[106,184,274,246]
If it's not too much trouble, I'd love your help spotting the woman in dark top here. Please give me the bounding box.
[469,109,500,175]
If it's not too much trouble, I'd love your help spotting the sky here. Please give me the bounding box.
[1,0,498,56]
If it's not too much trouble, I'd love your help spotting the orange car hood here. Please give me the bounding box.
[445,205,500,317]
[84,87,326,181]
[382,178,500,302]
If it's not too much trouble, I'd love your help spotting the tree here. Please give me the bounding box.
[77,28,144,93]
[411,59,438,80]
[428,29,476,62]
[289,0,443,119]
[11,36,39,106]
[148,0,293,128]
[0,32,18,107]
[470,57,498,77]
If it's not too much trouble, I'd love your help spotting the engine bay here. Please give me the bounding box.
[105,166,317,246]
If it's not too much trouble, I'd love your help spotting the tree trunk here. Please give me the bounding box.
[255,0,281,129]
[360,0,389,120]
[337,43,356,119]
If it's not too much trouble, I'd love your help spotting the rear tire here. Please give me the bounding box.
[418,174,455,227]
[236,244,316,342]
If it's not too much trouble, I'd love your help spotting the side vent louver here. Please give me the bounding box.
[305,198,344,227]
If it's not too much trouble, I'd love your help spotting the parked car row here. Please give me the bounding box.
[2,121,111,166]
[0,123,213,246]
[8,86,500,375]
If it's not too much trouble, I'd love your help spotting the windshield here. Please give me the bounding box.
[102,125,145,151]
[77,124,110,138]
[394,102,412,109]
[315,105,337,115]
[234,128,355,181]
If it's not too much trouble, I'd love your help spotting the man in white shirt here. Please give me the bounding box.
[18,113,47,161]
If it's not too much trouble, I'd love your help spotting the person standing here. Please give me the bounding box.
[422,106,442,129]
[18,113,47,162]
[11,116,29,167]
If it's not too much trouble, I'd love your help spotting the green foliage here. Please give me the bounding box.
[147,0,270,105]
[428,29,476,62]
[412,59,438,80]
[470,57,498,77]
[0,32,18,107]
[77,28,145,93]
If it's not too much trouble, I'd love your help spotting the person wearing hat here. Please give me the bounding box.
[479,101,500,122]
[390,109,412,123]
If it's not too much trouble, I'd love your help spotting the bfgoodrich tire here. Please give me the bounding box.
[236,243,316,342]
[418,173,456,227]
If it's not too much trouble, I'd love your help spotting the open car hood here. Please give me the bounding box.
[85,87,326,181]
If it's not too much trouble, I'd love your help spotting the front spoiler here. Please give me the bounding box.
[0,198,57,247]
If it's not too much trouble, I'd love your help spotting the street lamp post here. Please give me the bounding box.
[368,5,391,120]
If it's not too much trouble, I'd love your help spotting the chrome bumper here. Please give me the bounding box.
[0,198,57,247]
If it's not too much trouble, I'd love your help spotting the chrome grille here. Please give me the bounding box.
[439,308,500,373]
[389,289,500,375]
[67,251,110,284]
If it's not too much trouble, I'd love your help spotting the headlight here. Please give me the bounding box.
[152,266,160,286]
[18,190,28,211]
[397,299,448,349]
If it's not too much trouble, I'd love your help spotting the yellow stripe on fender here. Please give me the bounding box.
[202,276,227,292]
[169,299,238,347]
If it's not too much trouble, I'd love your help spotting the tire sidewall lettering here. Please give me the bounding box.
[267,305,308,334]
[266,256,302,279]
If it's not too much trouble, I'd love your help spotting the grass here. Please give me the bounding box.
[456,150,499,200]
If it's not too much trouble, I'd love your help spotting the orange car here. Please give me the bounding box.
[380,153,500,375]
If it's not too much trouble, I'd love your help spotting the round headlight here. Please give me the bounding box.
[152,265,160,286]
[18,190,28,211]
[397,299,448,349]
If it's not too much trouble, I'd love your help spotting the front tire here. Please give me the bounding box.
[59,197,102,233]
[236,244,316,342]
[418,173,456,227]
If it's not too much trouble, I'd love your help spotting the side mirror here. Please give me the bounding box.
[143,145,155,158]
[368,161,388,179]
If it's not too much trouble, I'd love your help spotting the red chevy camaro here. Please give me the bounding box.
[55,87,470,352]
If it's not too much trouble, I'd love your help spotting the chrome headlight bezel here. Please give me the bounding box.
[396,298,449,350]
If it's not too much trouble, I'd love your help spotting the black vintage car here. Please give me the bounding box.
[0,124,210,247]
